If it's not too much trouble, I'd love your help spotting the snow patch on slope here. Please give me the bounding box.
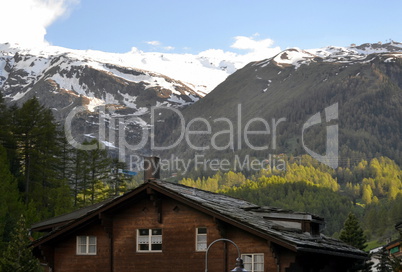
[0,42,281,95]
[263,41,402,70]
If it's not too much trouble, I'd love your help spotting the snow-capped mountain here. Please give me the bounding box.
[0,43,202,111]
[155,41,402,168]
[2,40,402,160]
[260,41,402,70]
[0,42,254,157]
[0,43,243,100]
[0,42,215,155]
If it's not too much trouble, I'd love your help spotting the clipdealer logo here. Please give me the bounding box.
[64,102,339,170]
[302,103,338,169]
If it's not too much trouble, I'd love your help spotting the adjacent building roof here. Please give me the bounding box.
[31,180,367,259]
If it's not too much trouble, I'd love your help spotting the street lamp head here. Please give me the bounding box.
[230,258,248,272]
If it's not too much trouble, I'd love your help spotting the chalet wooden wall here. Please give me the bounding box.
[48,191,280,272]
[112,194,276,272]
[52,223,111,272]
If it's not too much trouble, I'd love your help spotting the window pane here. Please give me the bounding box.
[197,243,207,251]
[242,254,252,264]
[88,245,96,254]
[198,235,207,242]
[151,244,162,251]
[138,236,149,244]
[139,244,149,251]
[151,235,162,244]
[79,236,86,245]
[139,229,149,236]
[197,227,207,234]
[89,236,96,245]
[255,254,264,263]
[152,229,162,235]
[79,245,86,254]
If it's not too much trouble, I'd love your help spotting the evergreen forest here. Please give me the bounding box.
[0,95,140,253]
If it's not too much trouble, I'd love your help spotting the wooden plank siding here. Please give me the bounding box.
[52,223,110,272]
[45,193,277,272]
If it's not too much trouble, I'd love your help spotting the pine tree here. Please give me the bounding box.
[0,92,9,145]
[0,145,23,251]
[74,139,112,207]
[339,212,367,250]
[339,212,371,271]
[4,97,75,221]
[70,147,87,207]
[0,215,42,272]
[12,97,58,204]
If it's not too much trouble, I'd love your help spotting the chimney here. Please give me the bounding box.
[144,156,160,182]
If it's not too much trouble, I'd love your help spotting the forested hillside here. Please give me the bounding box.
[179,155,402,246]
[155,48,402,168]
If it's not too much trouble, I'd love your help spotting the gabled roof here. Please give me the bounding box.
[31,199,113,232]
[31,180,367,259]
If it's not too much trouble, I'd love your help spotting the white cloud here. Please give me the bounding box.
[0,0,79,47]
[146,41,161,46]
[229,35,281,64]
[146,41,175,51]
[231,35,275,51]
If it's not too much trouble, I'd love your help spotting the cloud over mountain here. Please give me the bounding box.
[0,0,79,46]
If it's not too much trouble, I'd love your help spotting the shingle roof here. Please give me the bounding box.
[152,180,366,259]
[31,199,113,231]
[31,180,367,259]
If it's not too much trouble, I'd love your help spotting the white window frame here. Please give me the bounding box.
[137,229,162,252]
[196,227,207,251]
[76,236,97,255]
[241,253,264,272]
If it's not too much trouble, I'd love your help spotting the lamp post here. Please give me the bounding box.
[205,238,248,272]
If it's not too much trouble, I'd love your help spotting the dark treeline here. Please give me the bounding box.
[0,95,138,251]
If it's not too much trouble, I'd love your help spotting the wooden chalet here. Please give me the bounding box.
[31,159,367,272]
[384,221,402,262]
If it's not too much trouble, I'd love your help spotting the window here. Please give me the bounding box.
[137,229,162,252]
[76,236,97,255]
[390,246,400,254]
[196,227,207,251]
[241,253,264,272]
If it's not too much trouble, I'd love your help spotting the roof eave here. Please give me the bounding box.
[296,246,368,260]
[31,183,151,248]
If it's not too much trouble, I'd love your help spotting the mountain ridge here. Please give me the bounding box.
[154,41,402,170]
[1,41,402,165]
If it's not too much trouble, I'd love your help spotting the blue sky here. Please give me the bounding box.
[2,0,402,54]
